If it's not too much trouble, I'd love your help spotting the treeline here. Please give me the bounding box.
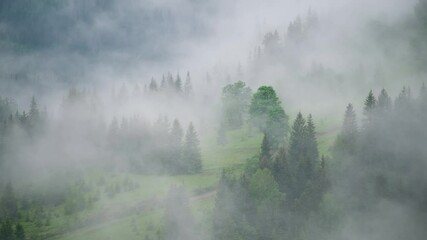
[332,84,427,238]
[111,72,194,104]
[107,117,202,175]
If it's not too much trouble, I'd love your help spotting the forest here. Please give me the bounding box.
[0,0,427,240]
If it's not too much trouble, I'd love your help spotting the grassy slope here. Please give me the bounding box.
[46,121,337,240]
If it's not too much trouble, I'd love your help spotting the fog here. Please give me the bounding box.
[0,0,426,239]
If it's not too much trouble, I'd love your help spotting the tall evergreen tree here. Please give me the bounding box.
[288,112,306,173]
[377,89,392,112]
[182,123,202,173]
[15,223,25,240]
[149,78,158,91]
[336,103,358,155]
[363,90,376,127]
[259,134,272,169]
[305,114,319,164]
[184,72,193,97]
[175,74,182,93]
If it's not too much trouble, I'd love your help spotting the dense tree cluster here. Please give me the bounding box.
[213,87,327,240]
[332,85,427,239]
[107,117,202,175]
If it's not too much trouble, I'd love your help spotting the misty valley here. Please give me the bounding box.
[1,0,427,240]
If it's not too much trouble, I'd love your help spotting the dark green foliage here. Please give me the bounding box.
[363,90,376,126]
[259,134,272,169]
[249,86,288,149]
[221,81,252,129]
[214,113,326,240]
[14,223,25,240]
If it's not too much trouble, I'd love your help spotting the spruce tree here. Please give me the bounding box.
[182,123,202,173]
[377,89,392,112]
[288,112,306,173]
[175,74,182,93]
[184,72,193,97]
[305,114,319,164]
[15,223,25,240]
[337,103,358,155]
[363,90,376,127]
[259,134,272,169]
[149,78,158,91]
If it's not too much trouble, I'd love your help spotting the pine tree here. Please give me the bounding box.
[288,112,306,173]
[182,123,202,173]
[305,114,319,164]
[149,78,158,91]
[377,89,392,112]
[259,134,272,169]
[184,72,193,97]
[175,74,182,93]
[29,96,40,123]
[337,103,358,155]
[363,90,376,126]
[15,223,25,240]
[272,146,292,193]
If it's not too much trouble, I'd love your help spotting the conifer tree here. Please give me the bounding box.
[149,78,158,91]
[182,123,202,173]
[288,112,306,173]
[363,90,376,126]
[259,134,272,169]
[184,72,193,97]
[175,74,182,93]
[29,96,40,123]
[377,89,392,112]
[15,223,25,240]
[337,103,358,155]
[305,114,319,164]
